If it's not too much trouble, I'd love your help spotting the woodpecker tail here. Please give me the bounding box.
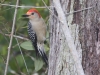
[32,42,48,65]
[37,43,48,65]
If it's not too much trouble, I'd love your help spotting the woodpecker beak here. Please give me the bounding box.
[22,11,32,17]
[22,14,29,17]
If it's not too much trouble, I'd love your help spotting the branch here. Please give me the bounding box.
[0,3,53,8]
[15,38,30,75]
[7,34,29,40]
[0,31,29,40]
[5,34,29,40]
[4,0,19,75]
[66,6,94,15]
[53,0,85,75]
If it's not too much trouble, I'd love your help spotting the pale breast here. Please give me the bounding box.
[30,18,47,43]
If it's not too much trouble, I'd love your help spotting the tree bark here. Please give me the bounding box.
[48,0,100,75]
[78,0,100,75]
[48,0,83,75]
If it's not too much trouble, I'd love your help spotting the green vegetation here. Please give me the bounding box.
[0,0,49,75]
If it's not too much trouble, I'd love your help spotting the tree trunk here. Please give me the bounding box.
[48,0,100,75]
[79,0,100,75]
[48,0,82,75]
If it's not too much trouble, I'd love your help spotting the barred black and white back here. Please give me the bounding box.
[27,22,48,65]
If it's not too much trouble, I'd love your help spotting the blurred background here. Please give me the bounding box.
[0,0,49,75]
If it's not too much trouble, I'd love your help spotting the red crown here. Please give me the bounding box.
[27,8,41,17]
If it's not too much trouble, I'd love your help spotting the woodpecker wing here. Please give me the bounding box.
[27,22,39,55]
[27,22,48,65]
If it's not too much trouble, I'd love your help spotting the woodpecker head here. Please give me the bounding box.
[22,8,41,20]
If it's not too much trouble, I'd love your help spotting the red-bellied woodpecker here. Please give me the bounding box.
[22,8,48,65]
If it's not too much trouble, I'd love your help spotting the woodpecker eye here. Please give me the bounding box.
[31,13,34,15]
